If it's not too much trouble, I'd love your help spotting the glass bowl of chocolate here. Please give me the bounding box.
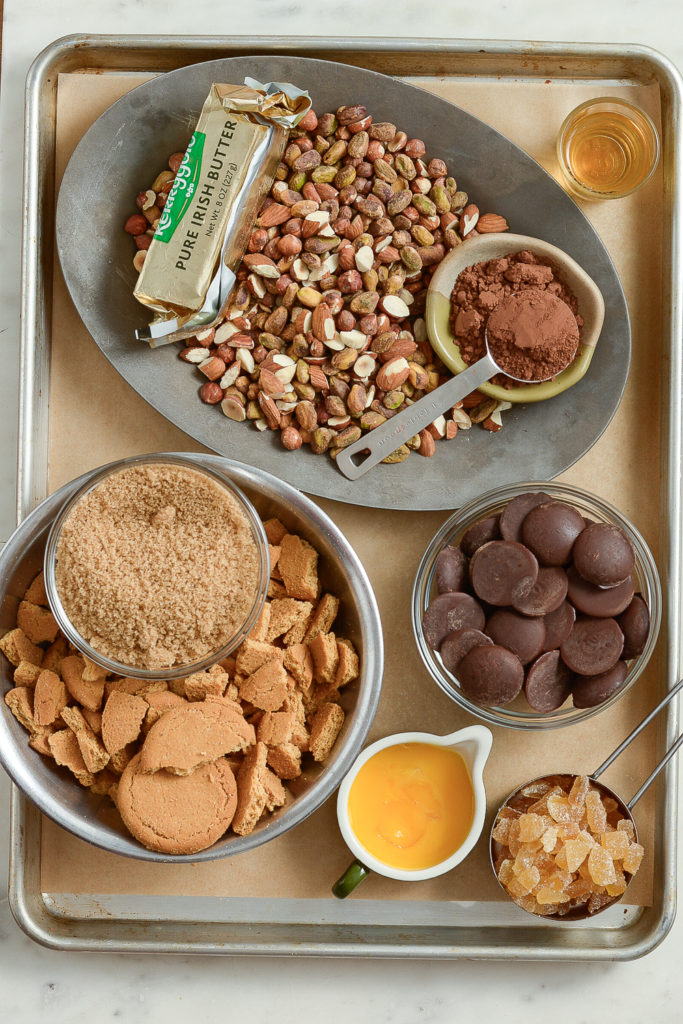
[412,481,661,730]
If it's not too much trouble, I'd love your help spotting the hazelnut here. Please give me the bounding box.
[199,381,224,405]
[281,426,302,450]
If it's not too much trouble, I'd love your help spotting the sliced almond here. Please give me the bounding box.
[380,294,410,318]
[338,330,368,350]
[236,348,255,374]
[354,245,375,273]
[219,363,241,389]
[184,347,211,364]
[214,321,239,344]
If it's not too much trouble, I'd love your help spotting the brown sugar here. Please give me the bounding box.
[54,463,261,670]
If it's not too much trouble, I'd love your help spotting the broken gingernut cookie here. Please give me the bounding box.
[2,516,360,856]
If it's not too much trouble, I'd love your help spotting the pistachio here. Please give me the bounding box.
[360,410,387,430]
[381,444,410,463]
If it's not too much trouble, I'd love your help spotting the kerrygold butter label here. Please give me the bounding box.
[134,79,311,345]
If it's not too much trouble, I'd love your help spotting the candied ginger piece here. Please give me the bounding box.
[497,859,514,886]
[606,867,628,897]
[623,841,645,875]
[601,830,629,860]
[547,794,572,823]
[541,825,559,854]
[587,845,617,886]
[585,789,608,833]
[554,846,569,871]
[518,813,545,842]
[546,869,572,891]
[568,774,590,811]
[520,780,552,799]
[563,834,594,873]
[507,877,531,900]
[492,816,513,844]
[588,891,614,915]
[536,901,566,917]
[602,796,619,813]
[536,886,570,905]
[528,785,562,816]
[512,894,539,915]
[512,847,536,877]
[559,820,580,840]
[617,818,636,841]
[515,864,540,895]
[566,878,593,901]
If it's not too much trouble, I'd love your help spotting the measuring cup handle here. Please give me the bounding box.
[592,677,683,810]
[335,354,498,480]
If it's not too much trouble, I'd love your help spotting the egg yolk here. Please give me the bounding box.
[347,742,475,870]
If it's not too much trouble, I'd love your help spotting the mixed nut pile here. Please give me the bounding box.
[125,103,510,463]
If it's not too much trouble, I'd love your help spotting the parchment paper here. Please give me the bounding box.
[40,71,663,905]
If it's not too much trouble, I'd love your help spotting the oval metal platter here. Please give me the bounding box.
[56,56,630,511]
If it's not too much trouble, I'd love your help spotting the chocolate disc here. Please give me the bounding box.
[435,545,469,594]
[560,617,624,676]
[566,565,634,618]
[521,501,585,566]
[440,628,493,674]
[617,594,650,660]
[422,592,485,650]
[512,567,568,616]
[572,522,635,587]
[457,644,524,706]
[499,492,552,542]
[572,661,629,709]
[461,515,501,557]
[470,541,539,606]
[524,651,574,712]
[541,601,576,651]
[485,609,546,665]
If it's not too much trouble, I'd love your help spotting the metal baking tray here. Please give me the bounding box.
[10,34,683,959]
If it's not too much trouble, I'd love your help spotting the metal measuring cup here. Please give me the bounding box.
[490,677,683,921]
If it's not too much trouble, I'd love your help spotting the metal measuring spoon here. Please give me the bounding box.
[490,677,683,921]
[335,292,580,480]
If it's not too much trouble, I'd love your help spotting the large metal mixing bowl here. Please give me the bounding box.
[0,453,383,862]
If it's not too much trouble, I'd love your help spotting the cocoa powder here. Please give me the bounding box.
[486,289,580,381]
[449,250,583,386]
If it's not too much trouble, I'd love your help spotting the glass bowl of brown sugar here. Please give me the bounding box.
[412,481,661,731]
[44,453,270,680]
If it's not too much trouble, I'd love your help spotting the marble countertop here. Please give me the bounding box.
[1,2,682,1020]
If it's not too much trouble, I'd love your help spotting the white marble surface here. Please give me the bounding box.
[1,1,683,1020]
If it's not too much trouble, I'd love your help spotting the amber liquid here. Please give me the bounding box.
[564,110,657,196]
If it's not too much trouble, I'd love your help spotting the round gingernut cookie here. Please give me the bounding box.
[117,753,237,855]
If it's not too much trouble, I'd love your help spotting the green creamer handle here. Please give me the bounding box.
[332,859,371,899]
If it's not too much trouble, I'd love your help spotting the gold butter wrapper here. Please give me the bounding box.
[134,78,311,345]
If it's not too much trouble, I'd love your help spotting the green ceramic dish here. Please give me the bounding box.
[426,233,606,403]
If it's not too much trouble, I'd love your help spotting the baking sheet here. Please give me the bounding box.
[38,68,664,909]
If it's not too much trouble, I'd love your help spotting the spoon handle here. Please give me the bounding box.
[335,353,499,480]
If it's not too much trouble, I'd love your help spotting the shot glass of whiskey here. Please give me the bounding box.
[556,97,660,201]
